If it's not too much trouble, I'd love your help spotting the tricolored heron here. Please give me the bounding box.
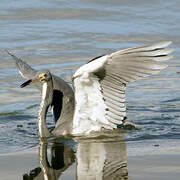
[6,41,173,137]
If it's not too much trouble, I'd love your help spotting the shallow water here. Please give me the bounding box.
[0,0,180,177]
[23,135,128,180]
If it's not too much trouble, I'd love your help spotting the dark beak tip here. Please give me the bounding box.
[20,84,25,88]
[20,79,32,88]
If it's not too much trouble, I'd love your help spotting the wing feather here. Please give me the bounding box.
[107,117,124,124]
[101,80,126,92]
[73,41,173,133]
[105,101,126,111]
[112,48,173,57]
[102,91,125,102]
[6,50,37,79]
[111,41,172,55]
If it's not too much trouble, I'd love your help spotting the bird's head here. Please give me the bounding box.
[20,70,52,88]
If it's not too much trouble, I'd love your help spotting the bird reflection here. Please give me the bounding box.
[75,133,129,180]
[23,132,129,180]
[23,139,75,180]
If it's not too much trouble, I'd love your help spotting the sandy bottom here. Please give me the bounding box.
[127,154,180,180]
[0,150,39,180]
[0,149,180,180]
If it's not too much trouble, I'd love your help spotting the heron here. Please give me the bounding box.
[6,41,173,138]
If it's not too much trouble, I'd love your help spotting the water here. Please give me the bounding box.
[0,0,180,178]
[23,135,128,180]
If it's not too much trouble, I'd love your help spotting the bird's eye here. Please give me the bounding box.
[39,73,47,80]
[42,74,47,78]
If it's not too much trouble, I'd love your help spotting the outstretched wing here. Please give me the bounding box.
[5,50,38,79]
[72,41,173,134]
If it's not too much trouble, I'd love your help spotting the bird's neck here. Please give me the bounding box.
[38,80,53,138]
[39,140,56,179]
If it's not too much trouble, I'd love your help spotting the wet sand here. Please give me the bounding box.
[128,154,180,180]
[0,150,180,180]
[0,150,39,180]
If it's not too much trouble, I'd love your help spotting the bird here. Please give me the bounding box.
[6,41,173,138]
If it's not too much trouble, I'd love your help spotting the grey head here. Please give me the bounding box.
[20,70,52,88]
[21,69,54,114]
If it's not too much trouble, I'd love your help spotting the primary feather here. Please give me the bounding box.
[72,41,173,135]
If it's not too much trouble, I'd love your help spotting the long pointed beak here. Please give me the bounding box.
[20,79,32,88]
[20,78,40,88]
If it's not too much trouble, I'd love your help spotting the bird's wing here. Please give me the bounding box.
[6,50,44,91]
[72,41,173,134]
[6,50,37,79]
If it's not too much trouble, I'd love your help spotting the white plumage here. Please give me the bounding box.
[72,41,173,135]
